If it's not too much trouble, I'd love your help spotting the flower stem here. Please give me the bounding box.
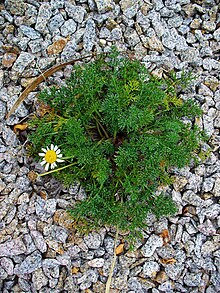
[38,162,77,177]
[61,156,75,160]
[105,225,119,293]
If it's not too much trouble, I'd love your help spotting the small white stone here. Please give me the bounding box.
[143,261,160,278]
[94,0,114,13]
[141,235,163,257]
[88,258,105,267]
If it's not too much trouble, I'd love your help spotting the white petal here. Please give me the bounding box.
[39,153,46,157]
[51,162,57,169]
[57,153,63,158]
[40,160,46,166]
[54,145,59,151]
[51,144,54,150]
[46,146,50,150]
[45,163,50,171]
[56,149,61,155]
[42,148,47,153]
[57,158,65,163]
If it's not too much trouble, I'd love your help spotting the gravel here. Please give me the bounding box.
[0,0,219,292]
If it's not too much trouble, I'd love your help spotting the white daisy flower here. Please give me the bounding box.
[38,144,64,171]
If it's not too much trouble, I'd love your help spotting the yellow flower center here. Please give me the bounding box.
[44,150,57,164]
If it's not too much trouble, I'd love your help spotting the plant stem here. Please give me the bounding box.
[38,162,77,177]
[93,115,109,139]
[105,225,119,293]
[61,156,75,160]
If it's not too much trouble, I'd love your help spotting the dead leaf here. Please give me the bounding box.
[13,123,28,133]
[40,191,47,200]
[71,267,79,274]
[154,271,168,283]
[160,258,176,265]
[159,229,170,245]
[47,38,67,55]
[27,171,38,182]
[2,44,20,54]
[53,210,74,230]
[56,247,64,254]
[160,160,166,168]
[35,101,53,117]
[2,52,17,67]
[115,243,124,255]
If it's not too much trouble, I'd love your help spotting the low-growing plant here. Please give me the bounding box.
[28,48,205,240]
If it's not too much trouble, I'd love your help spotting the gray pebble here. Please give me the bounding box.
[14,251,42,275]
[94,0,114,14]
[1,10,14,23]
[88,258,105,267]
[141,235,163,257]
[60,19,77,37]
[84,232,102,250]
[162,28,177,50]
[0,237,26,257]
[17,36,30,51]
[30,230,47,253]
[182,190,205,207]
[23,234,36,254]
[0,101,6,121]
[50,0,64,9]
[4,206,16,224]
[32,268,48,290]
[184,272,202,286]
[165,263,184,280]
[213,177,220,197]
[202,21,216,32]
[19,25,41,39]
[213,27,220,41]
[142,261,160,278]
[128,277,144,291]
[65,3,86,23]
[158,281,175,291]
[18,278,31,292]
[203,109,216,137]
[201,204,220,220]
[35,197,57,220]
[42,259,60,279]
[66,245,81,257]
[0,257,14,275]
[108,27,123,41]
[12,52,35,74]
[35,3,52,33]
[124,27,140,47]
[61,40,78,62]
[198,220,217,236]
[0,267,8,280]
[181,47,202,66]
[48,14,65,33]
[202,177,215,192]
[120,0,138,18]
[160,7,175,17]
[28,39,42,53]
[168,15,183,28]
[83,18,96,52]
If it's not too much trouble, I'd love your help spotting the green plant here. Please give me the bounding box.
[28,49,205,240]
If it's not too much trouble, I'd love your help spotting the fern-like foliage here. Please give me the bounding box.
[28,48,206,240]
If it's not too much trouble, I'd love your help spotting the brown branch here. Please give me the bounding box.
[6,53,100,119]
